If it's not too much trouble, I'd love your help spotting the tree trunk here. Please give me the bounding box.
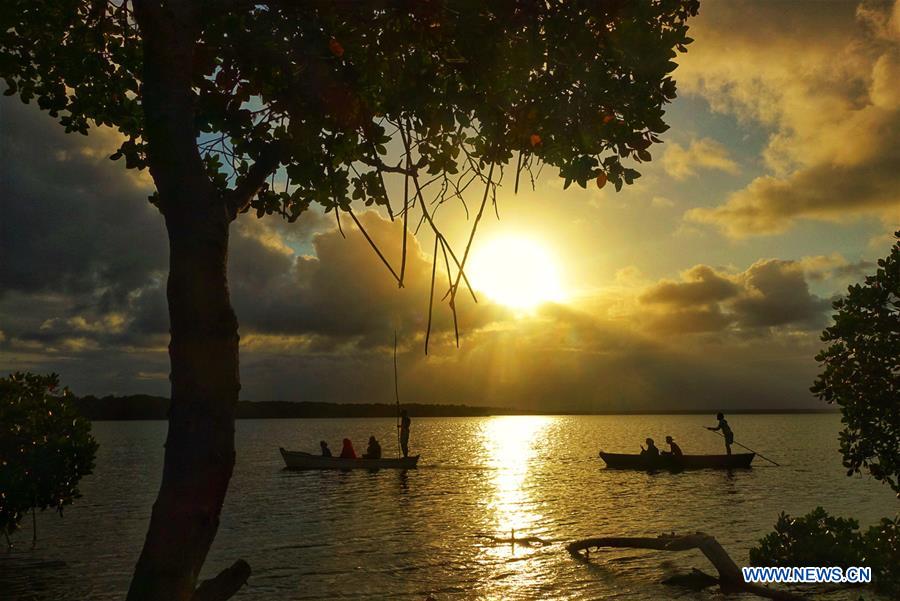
[125,3,271,598]
[126,204,244,601]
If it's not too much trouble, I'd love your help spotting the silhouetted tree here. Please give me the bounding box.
[0,372,98,544]
[812,231,900,496]
[750,508,899,596]
[0,2,699,599]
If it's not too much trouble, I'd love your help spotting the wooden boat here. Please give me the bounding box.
[598,451,754,470]
[279,447,420,470]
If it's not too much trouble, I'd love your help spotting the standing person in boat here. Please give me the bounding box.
[398,409,412,458]
[640,438,659,457]
[339,438,357,459]
[663,435,683,456]
[320,440,333,457]
[363,435,382,459]
[707,412,734,455]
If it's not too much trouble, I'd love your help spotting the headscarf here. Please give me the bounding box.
[340,438,356,459]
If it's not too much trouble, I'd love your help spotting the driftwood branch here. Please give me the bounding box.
[567,533,807,601]
[191,559,251,601]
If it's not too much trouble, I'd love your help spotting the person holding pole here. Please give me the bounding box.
[398,409,411,458]
[707,412,734,455]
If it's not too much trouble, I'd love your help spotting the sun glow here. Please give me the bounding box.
[467,236,565,311]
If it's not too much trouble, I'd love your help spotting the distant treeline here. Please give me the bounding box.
[71,395,516,420]
[70,395,837,420]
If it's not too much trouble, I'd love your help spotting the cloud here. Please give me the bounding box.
[732,260,831,329]
[640,265,741,306]
[678,0,900,236]
[797,253,876,282]
[0,98,166,300]
[636,260,830,334]
[685,147,900,236]
[662,138,740,180]
[651,195,675,209]
[0,80,846,411]
[227,210,508,349]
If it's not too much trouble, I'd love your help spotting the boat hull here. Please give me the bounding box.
[599,451,754,470]
[280,447,420,470]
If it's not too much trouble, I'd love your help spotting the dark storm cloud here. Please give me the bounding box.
[0,99,167,300]
[639,265,741,306]
[228,212,510,349]
[0,99,506,396]
[235,302,823,411]
[637,260,830,334]
[732,260,831,329]
[644,306,735,334]
[0,99,172,366]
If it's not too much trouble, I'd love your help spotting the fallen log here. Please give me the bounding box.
[567,533,807,601]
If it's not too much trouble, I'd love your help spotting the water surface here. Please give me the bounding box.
[2,415,895,600]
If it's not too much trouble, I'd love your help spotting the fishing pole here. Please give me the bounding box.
[394,331,401,459]
[703,427,780,466]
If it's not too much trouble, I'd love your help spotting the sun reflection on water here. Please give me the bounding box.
[482,416,551,537]
[476,416,554,601]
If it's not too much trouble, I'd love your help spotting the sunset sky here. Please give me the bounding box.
[1,0,898,411]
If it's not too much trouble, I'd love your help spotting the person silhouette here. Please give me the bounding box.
[398,410,412,457]
[707,412,734,455]
[664,435,683,456]
[640,437,659,457]
[363,435,382,459]
[320,440,332,457]
[339,438,357,459]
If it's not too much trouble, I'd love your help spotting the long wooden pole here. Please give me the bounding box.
[703,428,780,466]
[394,332,401,458]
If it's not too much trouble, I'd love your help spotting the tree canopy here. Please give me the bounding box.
[1,1,698,311]
[0,372,98,541]
[811,231,900,495]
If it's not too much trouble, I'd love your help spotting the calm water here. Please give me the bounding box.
[2,415,896,600]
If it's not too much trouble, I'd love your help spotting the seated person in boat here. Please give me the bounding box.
[363,435,382,459]
[320,440,332,457]
[663,435,683,456]
[339,438,357,459]
[640,437,659,457]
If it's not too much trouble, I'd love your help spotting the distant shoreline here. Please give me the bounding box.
[72,394,838,420]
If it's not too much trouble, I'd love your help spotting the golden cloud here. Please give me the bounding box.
[678,0,900,236]
[662,138,740,180]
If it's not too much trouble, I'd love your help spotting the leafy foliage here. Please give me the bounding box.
[0,1,699,217]
[0,372,98,538]
[863,515,900,597]
[749,507,865,568]
[750,508,899,596]
[811,231,900,495]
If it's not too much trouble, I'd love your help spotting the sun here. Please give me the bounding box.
[467,235,565,311]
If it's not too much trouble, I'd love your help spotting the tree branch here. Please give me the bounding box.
[191,559,250,601]
[225,142,283,220]
[347,209,402,285]
[359,154,425,177]
[447,161,494,304]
